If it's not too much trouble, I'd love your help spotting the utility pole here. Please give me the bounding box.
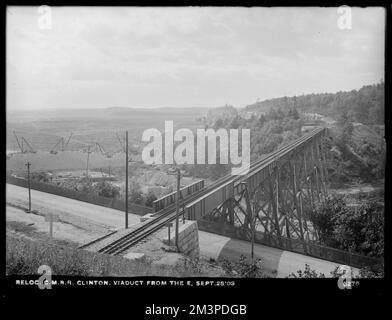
[125,131,129,229]
[251,189,258,263]
[25,162,31,213]
[175,168,180,249]
[168,167,181,250]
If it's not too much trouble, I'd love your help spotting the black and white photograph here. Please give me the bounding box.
[4,5,386,297]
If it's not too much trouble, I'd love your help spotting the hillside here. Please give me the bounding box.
[244,83,384,125]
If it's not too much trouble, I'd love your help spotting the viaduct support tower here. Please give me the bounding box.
[202,128,330,246]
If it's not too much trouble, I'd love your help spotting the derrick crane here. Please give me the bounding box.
[116,132,138,156]
[95,142,110,157]
[50,137,63,154]
[116,133,126,153]
[13,131,24,153]
[50,132,73,154]
[13,132,36,153]
[21,137,36,153]
[62,132,73,151]
[22,137,36,153]
[96,140,122,158]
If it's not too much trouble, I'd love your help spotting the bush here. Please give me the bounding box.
[94,181,120,199]
[145,192,157,208]
[288,264,326,278]
[309,195,384,258]
[220,255,267,278]
[6,235,209,277]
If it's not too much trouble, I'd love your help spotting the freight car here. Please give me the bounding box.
[153,179,204,212]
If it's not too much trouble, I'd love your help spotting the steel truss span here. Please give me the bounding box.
[203,127,329,244]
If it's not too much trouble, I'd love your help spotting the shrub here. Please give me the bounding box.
[288,264,326,278]
[220,255,267,278]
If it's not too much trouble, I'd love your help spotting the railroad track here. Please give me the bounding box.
[89,128,325,255]
[78,229,118,249]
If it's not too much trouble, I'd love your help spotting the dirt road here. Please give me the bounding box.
[6,183,141,230]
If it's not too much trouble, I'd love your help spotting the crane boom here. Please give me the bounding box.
[116,133,126,153]
[21,137,35,153]
[13,131,23,153]
[50,138,62,153]
[63,132,73,150]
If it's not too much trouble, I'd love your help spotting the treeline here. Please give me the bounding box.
[193,105,303,180]
[245,82,384,124]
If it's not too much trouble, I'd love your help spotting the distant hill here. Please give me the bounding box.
[244,83,384,125]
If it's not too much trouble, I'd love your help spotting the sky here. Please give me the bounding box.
[6,6,385,111]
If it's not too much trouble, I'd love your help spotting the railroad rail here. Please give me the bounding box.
[86,127,325,256]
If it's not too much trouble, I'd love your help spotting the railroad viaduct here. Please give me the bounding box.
[82,127,380,267]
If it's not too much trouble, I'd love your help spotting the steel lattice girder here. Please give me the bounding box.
[205,130,329,242]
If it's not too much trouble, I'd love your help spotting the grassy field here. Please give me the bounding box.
[6,233,211,277]
[7,107,207,153]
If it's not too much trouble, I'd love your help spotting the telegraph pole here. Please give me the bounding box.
[125,131,129,229]
[168,167,181,250]
[25,162,31,213]
[175,168,180,249]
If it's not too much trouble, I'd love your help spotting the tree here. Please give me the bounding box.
[213,118,224,130]
[29,172,50,183]
[94,181,120,199]
[333,201,384,257]
[145,192,157,207]
[310,195,384,258]
[258,114,267,127]
[221,255,266,278]
[288,264,326,278]
[291,107,300,120]
[267,108,279,120]
[129,190,145,205]
[229,116,241,129]
[309,195,345,246]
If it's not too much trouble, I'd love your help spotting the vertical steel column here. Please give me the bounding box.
[243,186,253,230]
[320,136,329,196]
[315,139,327,201]
[311,142,321,202]
[303,148,314,210]
[268,167,281,237]
[291,157,305,241]
[228,198,234,225]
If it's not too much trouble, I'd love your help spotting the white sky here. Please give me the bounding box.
[6,6,385,111]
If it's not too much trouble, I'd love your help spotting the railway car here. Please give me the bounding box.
[153,179,204,212]
[186,180,234,221]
